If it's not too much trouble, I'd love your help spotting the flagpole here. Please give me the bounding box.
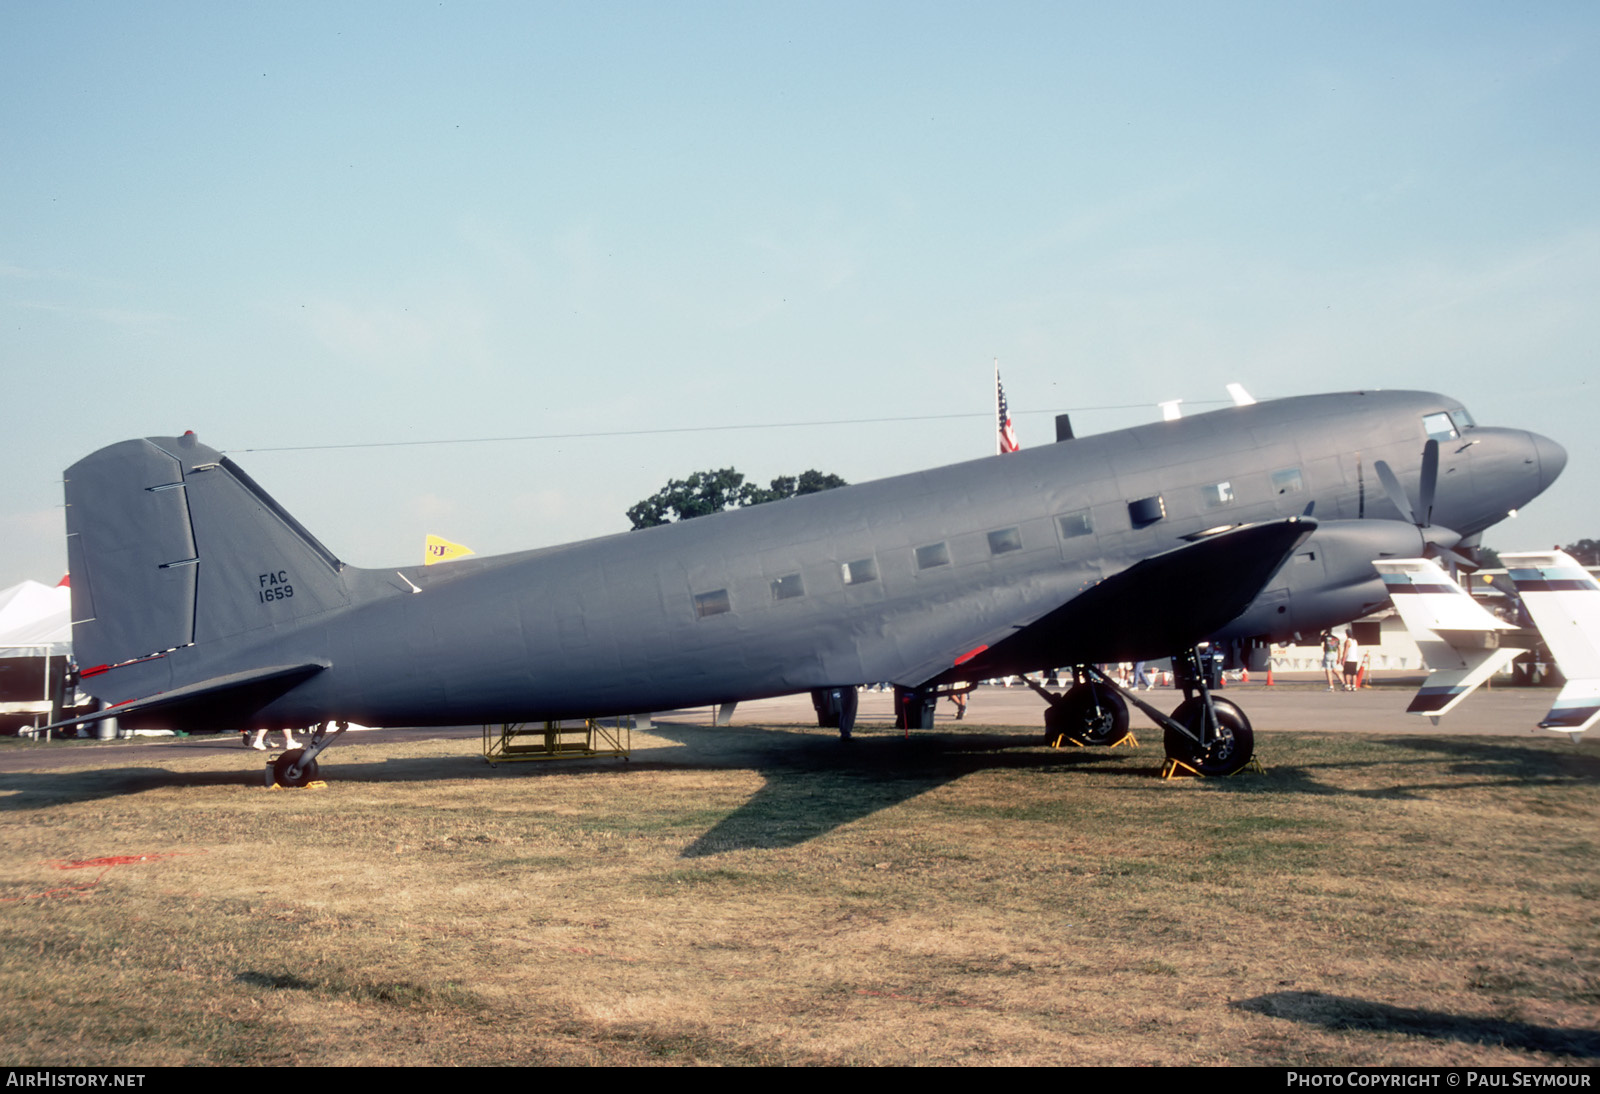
[994,357,1001,456]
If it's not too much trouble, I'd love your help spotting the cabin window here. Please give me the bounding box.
[1127,495,1165,527]
[1200,481,1234,509]
[1057,509,1093,539]
[693,589,731,618]
[915,542,950,570]
[770,573,804,601]
[1423,412,1458,442]
[842,558,877,585]
[1271,468,1304,495]
[987,527,1023,555]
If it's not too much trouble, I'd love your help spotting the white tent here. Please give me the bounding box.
[0,579,72,657]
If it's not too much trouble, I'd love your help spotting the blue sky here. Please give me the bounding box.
[3,1,1596,589]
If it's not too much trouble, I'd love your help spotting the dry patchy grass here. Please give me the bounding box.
[0,725,1596,1066]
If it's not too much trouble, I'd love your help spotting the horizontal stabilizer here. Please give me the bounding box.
[1539,679,1600,732]
[44,662,328,735]
[1501,551,1600,735]
[1375,558,1521,721]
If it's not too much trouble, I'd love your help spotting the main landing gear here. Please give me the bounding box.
[268,721,348,788]
[1028,674,1130,747]
[1031,653,1254,777]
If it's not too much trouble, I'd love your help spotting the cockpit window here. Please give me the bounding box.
[1422,412,1458,443]
[1452,407,1476,430]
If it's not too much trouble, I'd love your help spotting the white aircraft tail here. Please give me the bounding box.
[1374,559,1520,724]
[1500,551,1600,735]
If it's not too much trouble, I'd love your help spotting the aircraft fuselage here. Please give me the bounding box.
[67,390,1563,731]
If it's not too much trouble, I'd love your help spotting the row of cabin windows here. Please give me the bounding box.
[692,507,1096,619]
[1137,467,1306,527]
[697,466,1314,616]
[696,436,1472,619]
[694,437,1453,618]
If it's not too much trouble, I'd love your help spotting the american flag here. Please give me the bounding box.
[996,363,1019,454]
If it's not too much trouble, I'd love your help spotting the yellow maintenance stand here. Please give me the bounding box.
[483,718,631,765]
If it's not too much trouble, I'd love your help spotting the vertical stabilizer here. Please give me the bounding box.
[65,433,351,673]
[1375,559,1520,722]
[1501,551,1600,734]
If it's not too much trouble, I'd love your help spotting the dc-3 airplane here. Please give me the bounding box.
[49,389,1564,786]
[1376,551,1600,736]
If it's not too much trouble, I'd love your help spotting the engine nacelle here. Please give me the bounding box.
[1214,519,1431,645]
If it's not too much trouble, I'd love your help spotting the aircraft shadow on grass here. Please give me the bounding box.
[640,722,1131,858]
[1233,990,1600,1059]
[5,727,1590,854]
[0,723,1147,855]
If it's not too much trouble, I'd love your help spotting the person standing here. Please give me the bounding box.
[1320,631,1341,691]
[1340,628,1362,691]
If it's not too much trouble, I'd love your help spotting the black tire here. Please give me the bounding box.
[1044,682,1129,746]
[1163,697,1253,776]
[272,748,320,788]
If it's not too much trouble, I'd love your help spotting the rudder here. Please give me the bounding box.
[66,432,350,672]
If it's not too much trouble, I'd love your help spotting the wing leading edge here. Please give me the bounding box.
[922,517,1317,686]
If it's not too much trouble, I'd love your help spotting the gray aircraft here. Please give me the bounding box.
[51,389,1563,785]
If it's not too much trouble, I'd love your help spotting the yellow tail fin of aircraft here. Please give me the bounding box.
[424,535,475,566]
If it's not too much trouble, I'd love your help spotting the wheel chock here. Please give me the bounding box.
[1109,730,1139,749]
[1160,756,1202,780]
[1160,753,1264,780]
[265,779,328,792]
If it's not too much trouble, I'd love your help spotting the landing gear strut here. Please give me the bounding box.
[1031,653,1255,776]
[269,721,348,787]
[1164,648,1253,776]
[1028,673,1129,746]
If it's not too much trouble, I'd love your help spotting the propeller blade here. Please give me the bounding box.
[1372,459,1416,526]
[1418,438,1438,528]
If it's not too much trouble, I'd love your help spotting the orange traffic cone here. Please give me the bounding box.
[1241,668,1250,684]
[1266,663,1275,686]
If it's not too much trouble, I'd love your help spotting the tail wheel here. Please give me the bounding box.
[1045,682,1129,745]
[1163,697,1254,776]
[272,748,320,788]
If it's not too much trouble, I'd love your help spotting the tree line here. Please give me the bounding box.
[627,468,847,530]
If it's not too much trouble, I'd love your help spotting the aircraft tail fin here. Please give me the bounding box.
[1500,551,1600,734]
[65,433,351,675]
[1375,559,1520,722]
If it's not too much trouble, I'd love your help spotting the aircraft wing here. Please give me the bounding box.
[1373,559,1522,722]
[919,517,1316,686]
[1501,551,1600,733]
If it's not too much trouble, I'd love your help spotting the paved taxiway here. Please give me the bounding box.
[0,677,1578,775]
[704,677,1576,738]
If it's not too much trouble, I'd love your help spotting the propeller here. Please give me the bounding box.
[1372,438,1477,571]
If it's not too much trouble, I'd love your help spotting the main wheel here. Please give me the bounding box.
[272,748,320,788]
[1163,697,1254,776]
[1044,682,1129,746]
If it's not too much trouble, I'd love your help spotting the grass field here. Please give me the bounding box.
[1,723,1596,1066]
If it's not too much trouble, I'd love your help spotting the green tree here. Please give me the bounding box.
[627,468,848,529]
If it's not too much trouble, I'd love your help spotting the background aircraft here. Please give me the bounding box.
[52,389,1562,785]
[1379,551,1600,737]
